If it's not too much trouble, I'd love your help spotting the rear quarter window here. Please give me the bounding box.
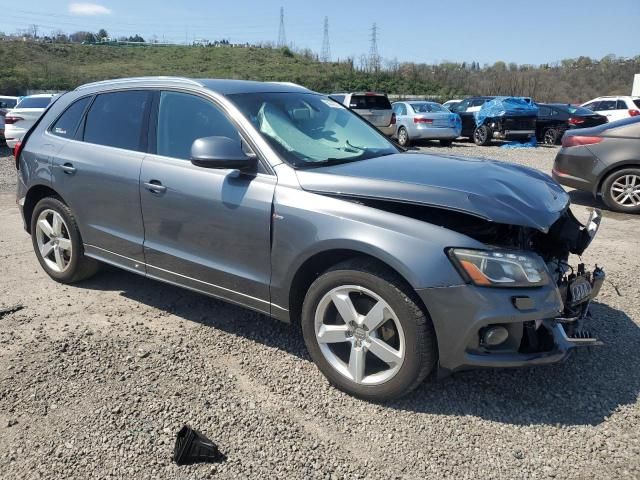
[349,95,392,110]
[50,96,92,139]
[83,90,151,151]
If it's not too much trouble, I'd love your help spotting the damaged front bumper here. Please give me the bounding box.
[419,208,605,375]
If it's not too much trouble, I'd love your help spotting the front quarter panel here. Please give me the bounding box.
[270,182,486,313]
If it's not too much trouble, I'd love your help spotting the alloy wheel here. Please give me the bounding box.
[398,128,408,146]
[610,174,640,207]
[35,209,73,273]
[543,129,556,145]
[314,285,405,385]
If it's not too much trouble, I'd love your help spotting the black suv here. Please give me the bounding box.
[450,96,537,146]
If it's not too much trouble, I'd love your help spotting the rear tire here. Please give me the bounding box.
[397,127,410,147]
[601,168,640,214]
[543,128,559,145]
[30,197,100,283]
[439,139,453,147]
[301,258,437,402]
[473,125,492,146]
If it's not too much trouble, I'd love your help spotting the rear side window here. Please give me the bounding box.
[537,106,551,116]
[617,100,628,109]
[84,91,151,151]
[50,96,92,139]
[394,104,407,115]
[598,100,617,111]
[349,95,392,110]
[17,97,53,109]
[156,91,240,160]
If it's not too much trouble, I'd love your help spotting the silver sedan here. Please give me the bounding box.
[392,101,462,147]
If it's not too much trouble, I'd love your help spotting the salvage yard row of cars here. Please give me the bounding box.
[327,91,639,148]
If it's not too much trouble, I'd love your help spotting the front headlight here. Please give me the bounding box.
[447,248,550,288]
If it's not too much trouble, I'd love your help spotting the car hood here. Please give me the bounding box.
[295,153,569,232]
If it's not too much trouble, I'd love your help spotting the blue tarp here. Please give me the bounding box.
[474,97,538,127]
[501,137,538,149]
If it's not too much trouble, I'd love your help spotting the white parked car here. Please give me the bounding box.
[581,96,640,123]
[0,96,19,142]
[4,94,57,149]
[329,92,396,136]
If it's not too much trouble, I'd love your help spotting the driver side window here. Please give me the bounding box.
[156,91,240,160]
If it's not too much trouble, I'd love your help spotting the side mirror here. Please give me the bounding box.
[190,136,257,171]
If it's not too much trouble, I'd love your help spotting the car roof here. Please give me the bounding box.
[75,77,312,95]
[331,92,387,96]
[589,96,639,100]
[23,93,57,98]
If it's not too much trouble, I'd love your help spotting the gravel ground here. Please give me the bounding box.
[1,142,639,479]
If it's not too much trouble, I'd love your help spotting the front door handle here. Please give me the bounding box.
[60,163,76,175]
[144,180,167,194]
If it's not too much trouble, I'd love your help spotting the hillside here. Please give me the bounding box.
[0,41,444,96]
[0,40,637,102]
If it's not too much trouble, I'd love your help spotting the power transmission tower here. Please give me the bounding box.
[277,7,287,48]
[369,23,380,72]
[321,16,331,62]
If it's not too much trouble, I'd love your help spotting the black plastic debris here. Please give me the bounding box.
[173,425,225,465]
[0,304,24,320]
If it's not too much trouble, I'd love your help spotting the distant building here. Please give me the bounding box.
[633,74,640,96]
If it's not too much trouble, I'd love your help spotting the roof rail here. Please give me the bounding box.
[267,81,304,88]
[75,76,203,90]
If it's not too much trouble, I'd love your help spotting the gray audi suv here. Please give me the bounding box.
[15,77,605,401]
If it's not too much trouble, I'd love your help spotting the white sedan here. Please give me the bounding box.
[4,94,57,149]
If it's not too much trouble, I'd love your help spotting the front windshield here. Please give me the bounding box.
[228,92,398,168]
[410,102,446,113]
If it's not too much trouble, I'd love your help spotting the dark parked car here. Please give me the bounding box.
[450,96,537,145]
[553,117,640,213]
[536,104,608,145]
[16,77,605,401]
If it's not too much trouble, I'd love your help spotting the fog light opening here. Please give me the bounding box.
[481,325,509,347]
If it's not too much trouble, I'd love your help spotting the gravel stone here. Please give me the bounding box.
[1,142,639,478]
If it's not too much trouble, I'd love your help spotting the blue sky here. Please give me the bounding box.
[2,0,639,65]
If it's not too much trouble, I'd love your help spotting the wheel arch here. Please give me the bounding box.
[23,184,66,234]
[595,160,640,196]
[287,247,427,325]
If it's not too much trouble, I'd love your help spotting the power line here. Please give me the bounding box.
[369,23,380,72]
[321,16,330,62]
[277,7,286,48]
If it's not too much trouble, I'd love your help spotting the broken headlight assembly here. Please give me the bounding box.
[447,248,550,288]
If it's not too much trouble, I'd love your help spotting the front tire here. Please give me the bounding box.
[473,125,492,146]
[601,168,640,214]
[31,197,99,283]
[301,259,437,401]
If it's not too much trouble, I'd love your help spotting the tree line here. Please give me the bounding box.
[0,37,636,103]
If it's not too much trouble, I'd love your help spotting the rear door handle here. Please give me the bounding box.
[60,163,76,175]
[144,180,167,194]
